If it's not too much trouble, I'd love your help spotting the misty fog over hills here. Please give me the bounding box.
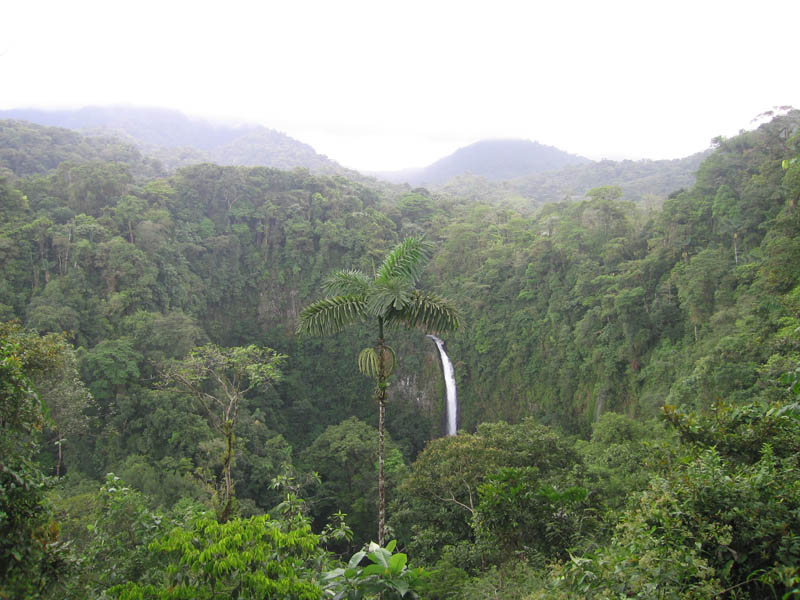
[0,106,349,175]
[373,139,592,185]
[1,105,705,204]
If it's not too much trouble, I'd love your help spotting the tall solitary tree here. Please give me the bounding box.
[162,344,285,522]
[298,236,460,544]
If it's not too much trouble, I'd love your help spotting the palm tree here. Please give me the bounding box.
[297,236,460,544]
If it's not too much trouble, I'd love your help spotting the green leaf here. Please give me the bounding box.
[370,547,392,568]
[357,348,380,379]
[297,295,367,336]
[347,550,367,570]
[389,551,407,573]
[324,568,346,581]
[386,290,460,333]
[392,580,411,597]
[361,563,387,576]
[376,236,432,284]
[323,269,371,296]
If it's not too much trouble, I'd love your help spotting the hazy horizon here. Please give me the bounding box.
[0,101,757,174]
[3,1,798,171]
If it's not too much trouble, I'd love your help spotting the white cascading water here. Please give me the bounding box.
[426,335,457,436]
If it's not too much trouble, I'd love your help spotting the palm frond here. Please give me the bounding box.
[376,236,433,284]
[322,269,371,296]
[358,347,381,379]
[386,290,461,334]
[358,346,396,379]
[297,295,367,336]
[365,277,414,317]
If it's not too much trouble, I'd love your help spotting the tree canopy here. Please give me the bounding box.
[1,108,799,598]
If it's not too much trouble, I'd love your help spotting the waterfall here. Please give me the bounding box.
[426,335,457,436]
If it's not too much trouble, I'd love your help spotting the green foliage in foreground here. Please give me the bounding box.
[322,540,427,599]
[108,513,322,599]
[0,324,77,598]
[523,399,800,600]
[391,418,586,566]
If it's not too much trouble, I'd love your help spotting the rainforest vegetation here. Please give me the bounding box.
[1,109,800,598]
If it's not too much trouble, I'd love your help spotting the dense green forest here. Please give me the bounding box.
[437,151,709,209]
[2,110,800,598]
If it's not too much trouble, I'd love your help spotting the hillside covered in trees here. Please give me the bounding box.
[438,150,709,209]
[0,107,352,175]
[2,110,800,598]
[3,107,703,205]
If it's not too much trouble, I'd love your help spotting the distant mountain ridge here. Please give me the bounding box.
[508,153,709,204]
[0,119,164,178]
[0,106,350,175]
[0,106,704,206]
[435,152,709,208]
[375,139,591,185]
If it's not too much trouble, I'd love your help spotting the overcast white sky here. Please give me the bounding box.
[2,0,798,171]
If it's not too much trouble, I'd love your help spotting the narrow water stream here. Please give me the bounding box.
[426,335,457,435]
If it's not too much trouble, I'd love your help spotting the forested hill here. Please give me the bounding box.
[2,109,800,599]
[1,109,798,436]
[0,119,164,178]
[3,107,702,206]
[375,138,591,185]
[440,150,709,207]
[0,106,350,175]
[433,110,800,430]
[376,138,704,210]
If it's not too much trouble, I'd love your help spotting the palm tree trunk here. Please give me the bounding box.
[377,317,386,546]
[378,388,386,546]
